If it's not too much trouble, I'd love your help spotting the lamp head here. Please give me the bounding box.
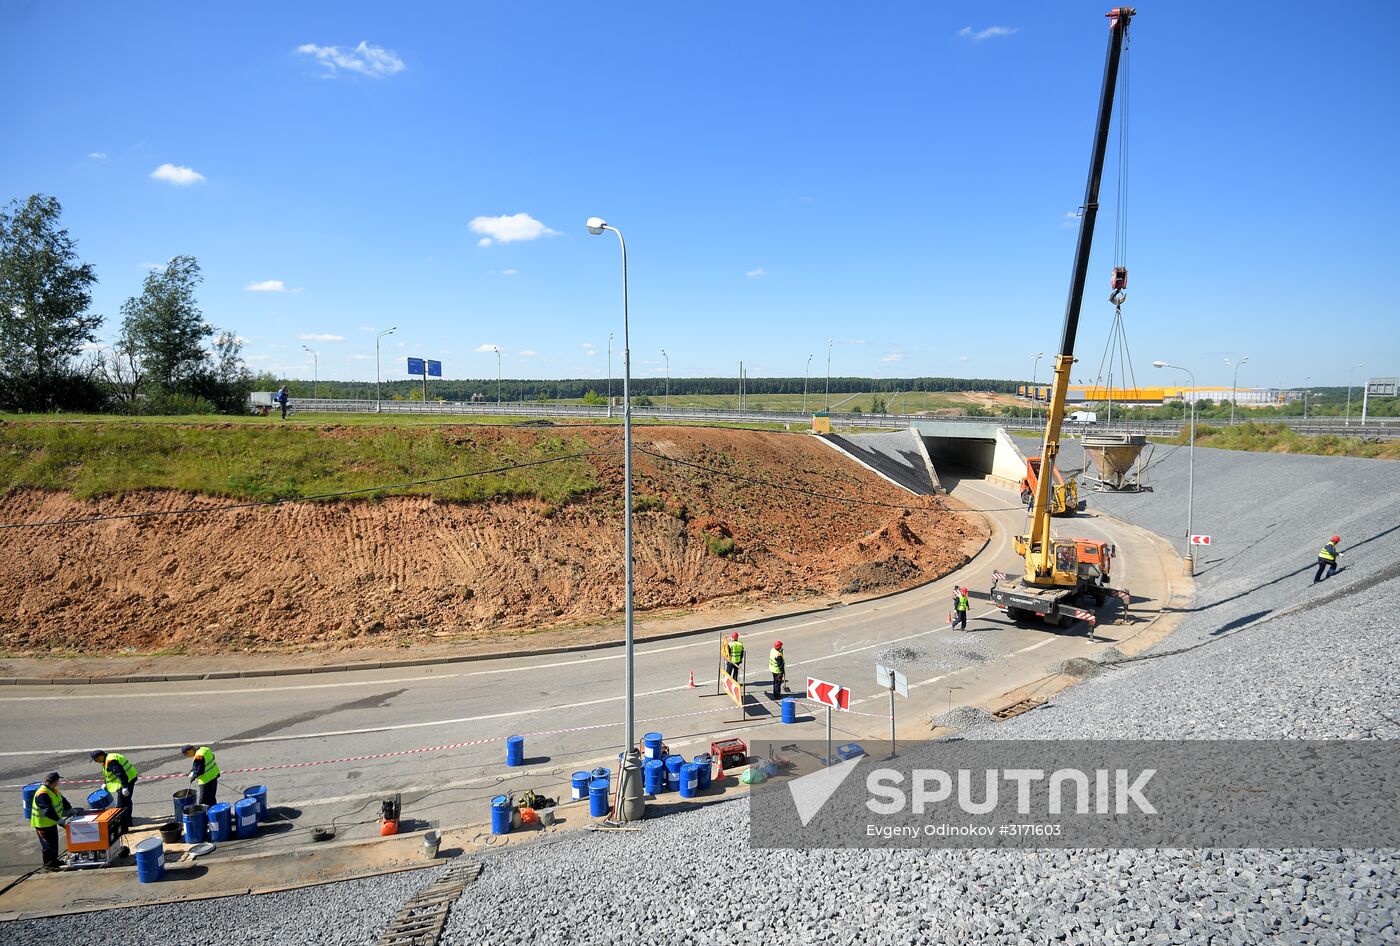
[586,217,607,235]
[1152,360,1168,368]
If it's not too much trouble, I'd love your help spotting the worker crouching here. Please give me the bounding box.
[183,744,221,806]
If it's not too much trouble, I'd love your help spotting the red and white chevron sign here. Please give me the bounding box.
[1063,606,1098,627]
[807,676,850,711]
[1189,534,1212,546]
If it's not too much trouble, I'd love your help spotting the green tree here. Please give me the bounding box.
[119,255,211,392]
[582,388,606,405]
[0,195,103,410]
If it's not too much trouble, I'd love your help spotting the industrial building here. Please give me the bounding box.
[1016,384,1301,406]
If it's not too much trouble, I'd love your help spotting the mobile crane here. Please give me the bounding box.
[991,7,1135,629]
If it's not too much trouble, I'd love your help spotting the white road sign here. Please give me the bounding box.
[875,663,909,698]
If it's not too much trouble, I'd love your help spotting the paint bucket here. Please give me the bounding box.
[588,778,610,817]
[182,804,208,844]
[590,766,611,785]
[234,798,259,839]
[570,771,591,801]
[506,735,524,767]
[538,807,556,827]
[664,754,685,789]
[86,789,112,810]
[643,759,666,795]
[490,795,512,835]
[678,763,700,799]
[134,837,164,883]
[172,788,196,821]
[692,755,713,791]
[207,802,233,843]
[159,822,183,844]
[423,829,441,858]
[642,732,664,759]
[242,785,267,820]
[781,698,797,724]
[21,782,40,821]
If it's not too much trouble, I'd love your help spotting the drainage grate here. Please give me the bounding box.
[375,860,483,946]
[992,697,1047,720]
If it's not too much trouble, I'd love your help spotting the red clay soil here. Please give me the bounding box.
[0,425,985,656]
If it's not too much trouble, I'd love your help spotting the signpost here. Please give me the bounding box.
[406,358,443,402]
[1362,378,1397,426]
[874,663,908,758]
[1189,534,1212,546]
[806,676,849,766]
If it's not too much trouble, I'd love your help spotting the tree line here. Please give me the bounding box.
[0,194,254,413]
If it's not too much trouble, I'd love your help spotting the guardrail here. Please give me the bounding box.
[266,398,1400,440]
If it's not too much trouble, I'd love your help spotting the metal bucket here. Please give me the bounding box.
[423,829,441,858]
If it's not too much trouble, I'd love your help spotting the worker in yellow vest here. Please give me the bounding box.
[768,640,787,699]
[952,586,971,631]
[723,632,744,681]
[183,744,221,806]
[30,772,72,870]
[90,750,138,833]
[1314,535,1341,583]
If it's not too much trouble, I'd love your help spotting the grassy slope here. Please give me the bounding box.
[1163,422,1400,459]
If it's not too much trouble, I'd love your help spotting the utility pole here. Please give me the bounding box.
[302,345,319,399]
[1225,356,1249,424]
[803,353,813,414]
[1346,363,1364,425]
[825,338,833,411]
[607,332,614,418]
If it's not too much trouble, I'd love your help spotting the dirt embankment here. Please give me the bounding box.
[0,425,985,656]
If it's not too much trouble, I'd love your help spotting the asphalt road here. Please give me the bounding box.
[0,474,1180,877]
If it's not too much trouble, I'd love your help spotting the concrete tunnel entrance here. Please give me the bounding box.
[912,421,1029,491]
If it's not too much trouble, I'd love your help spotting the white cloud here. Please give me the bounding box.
[474,343,500,353]
[581,343,595,349]
[469,213,557,246]
[880,352,905,363]
[1061,211,1080,229]
[298,333,344,342]
[248,354,273,362]
[958,25,1018,42]
[518,350,538,357]
[244,279,302,293]
[958,355,971,362]
[296,41,405,78]
[501,268,518,276]
[746,267,767,278]
[139,262,165,271]
[88,152,107,161]
[358,325,376,332]
[150,163,206,186]
[349,354,372,360]
[80,340,107,352]
[586,349,597,356]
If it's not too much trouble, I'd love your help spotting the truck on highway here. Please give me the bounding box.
[1069,410,1098,424]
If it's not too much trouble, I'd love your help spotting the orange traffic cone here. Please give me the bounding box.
[687,670,696,688]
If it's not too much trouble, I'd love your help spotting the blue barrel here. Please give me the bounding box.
[506,735,524,767]
[21,782,41,821]
[570,771,591,801]
[782,698,797,724]
[242,785,267,820]
[642,732,664,759]
[588,778,610,817]
[590,766,611,784]
[207,802,232,842]
[134,837,165,883]
[234,798,259,838]
[182,804,207,844]
[643,758,666,795]
[172,788,196,821]
[664,754,685,789]
[678,762,700,799]
[693,754,713,791]
[87,789,112,810]
[490,795,512,835]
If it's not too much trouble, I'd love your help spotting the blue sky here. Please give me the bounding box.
[3,1,1396,388]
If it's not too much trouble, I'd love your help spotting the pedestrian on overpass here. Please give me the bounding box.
[768,640,787,699]
[724,631,744,681]
[90,750,138,833]
[183,744,221,806]
[953,586,971,631]
[1314,535,1341,583]
[30,772,72,871]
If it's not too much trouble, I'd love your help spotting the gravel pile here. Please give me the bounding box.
[930,705,999,730]
[875,627,1008,676]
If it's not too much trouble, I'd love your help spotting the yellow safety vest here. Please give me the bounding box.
[769,648,783,674]
[193,747,221,784]
[1318,544,1337,562]
[102,752,139,794]
[728,641,744,664]
[955,592,969,612]
[30,785,66,829]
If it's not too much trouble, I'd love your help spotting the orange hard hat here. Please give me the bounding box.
[731,631,739,640]
[1331,536,1340,543]
[774,640,783,649]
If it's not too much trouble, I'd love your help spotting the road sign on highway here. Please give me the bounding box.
[407,357,425,375]
[874,663,908,698]
[806,677,849,711]
[426,359,442,377]
[1189,534,1212,546]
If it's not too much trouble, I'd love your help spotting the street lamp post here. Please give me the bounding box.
[661,349,669,411]
[1031,351,1043,422]
[607,331,614,419]
[493,346,502,408]
[586,216,644,823]
[375,327,397,412]
[1303,377,1310,419]
[825,338,833,411]
[302,345,319,400]
[1224,356,1249,424]
[1346,363,1364,426]
[803,354,813,414]
[1154,360,1196,576]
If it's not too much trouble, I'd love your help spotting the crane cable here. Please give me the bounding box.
[1092,31,1138,423]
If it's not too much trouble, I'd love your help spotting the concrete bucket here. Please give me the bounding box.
[1081,432,1149,491]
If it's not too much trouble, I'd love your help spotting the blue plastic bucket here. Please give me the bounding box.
[678,762,700,799]
[134,837,164,883]
[588,778,610,817]
[570,771,591,801]
[182,804,207,844]
[664,754,685,788]
[87,789,112,810]
[234,798,259,839]
[21,782,41,821]
[590,766,611,784]
[781,698,797,724]
[490,795,512,835]
[643,758,666,795]
[242,785,267,820]
[693,754,713,791]
[172,788,196,821]
[506,735,524,767]
[207,802,233,842]
[642,732,664,759]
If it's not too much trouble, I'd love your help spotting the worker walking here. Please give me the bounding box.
[953,586,971,631]
[275,385,290,420]
[723,631,744,681]
[1314,536,1341,583]
[183,744,221,807]
[30,772,72,871]
[768,640,787,699]
[90,750,138,833]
